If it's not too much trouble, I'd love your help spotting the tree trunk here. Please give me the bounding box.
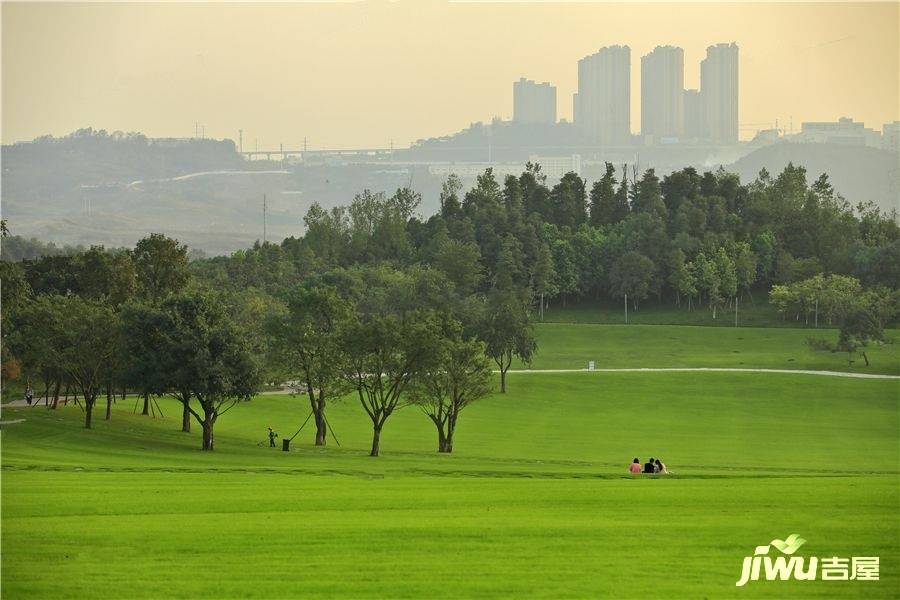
[51,380,61,409]
[442,425,454,454]
[142,392,150,416]
[436,423,448,453]
[314,411,327,446]
[181,402,191,433]
[105,385,113,420]
[201,414,215,451]
[370,426,381,457]
[862,351,870,366]
[84,397,94,429]
[500,368,507,393]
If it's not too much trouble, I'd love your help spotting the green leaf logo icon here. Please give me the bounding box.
[770,534,806,555]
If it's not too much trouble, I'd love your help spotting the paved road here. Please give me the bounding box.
[502,367,900,380]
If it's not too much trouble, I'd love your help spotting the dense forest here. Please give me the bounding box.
[2,162,897,453]
[191,162,899,313]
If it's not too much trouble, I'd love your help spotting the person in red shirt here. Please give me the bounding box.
[628,458,642,475]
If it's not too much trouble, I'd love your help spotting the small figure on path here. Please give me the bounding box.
[25,386,34,406]
[629,458,642,475]
[268,427,278,448]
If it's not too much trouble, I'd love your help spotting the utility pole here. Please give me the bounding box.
[262,194,267,245]
[814,297,819,328]
[735,296,739,327]
[624,293,628,324]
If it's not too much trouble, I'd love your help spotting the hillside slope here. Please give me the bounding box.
[729,142,899,213]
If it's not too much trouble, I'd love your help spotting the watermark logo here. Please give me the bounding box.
[736,534,879,587]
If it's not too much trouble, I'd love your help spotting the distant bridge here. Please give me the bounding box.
[241,147,398,161]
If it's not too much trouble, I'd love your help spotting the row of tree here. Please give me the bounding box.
[769,274,897,366]
[191,163,899,320]
[3,231,536,455]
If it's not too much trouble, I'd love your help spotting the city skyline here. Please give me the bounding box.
[2,2,898,148]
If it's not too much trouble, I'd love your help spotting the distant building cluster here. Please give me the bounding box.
[515,43,740,147]
[792,117,898,151]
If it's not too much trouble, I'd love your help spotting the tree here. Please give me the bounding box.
[694,252,722,319]
[408,322,492,453]
[439,174,463,219]
[665,248,696,308]
[149,292,259,449]
[38,296,118,428]
[530,241,556,320]
[480,292,536,393]
[608,251,655,311]
[611,167,631,223]
[132,234,189,302]
[714,247,738,308]
[550,172,587,227]
[589,162,618,226]
[835,306,883,367]
[341,311,441,456]
[121,302,184,427]
[732,242,758,300]
[177,293,258,450]
[269,286,352,446]
[631,168,667,221]
[432,238,483,295]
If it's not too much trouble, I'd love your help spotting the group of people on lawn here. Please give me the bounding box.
[629,457,668,475]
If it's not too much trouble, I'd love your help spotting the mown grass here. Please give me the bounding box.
[2,371,898,598]
[522,322,900,375]
[540,297,835,328]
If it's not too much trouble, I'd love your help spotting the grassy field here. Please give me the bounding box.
[522,322,900,375]
[2,370,898,598]
[541,297,795,327]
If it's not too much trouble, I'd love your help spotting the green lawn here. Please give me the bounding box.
[541,297,797,327]
[523,322,900,375]
[2,371,898,598]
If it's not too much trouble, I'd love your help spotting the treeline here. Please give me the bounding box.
[2,128,242,197]
[2,232,533,455]
[193,162,899,314]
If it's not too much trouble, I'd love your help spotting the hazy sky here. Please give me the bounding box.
[2,2,898,149]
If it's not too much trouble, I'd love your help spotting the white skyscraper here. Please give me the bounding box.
[700,43,739,144]
[513,78,557,125]
[574,45,631,145]
[641,46,684,141]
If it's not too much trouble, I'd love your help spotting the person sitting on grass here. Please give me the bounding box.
[629,458,642,475]
[655,458,668,474]
[644,457,658,474]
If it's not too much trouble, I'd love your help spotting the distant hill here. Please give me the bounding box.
[1,130,446,255]
[728,142,899,214]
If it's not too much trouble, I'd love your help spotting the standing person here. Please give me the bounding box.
[267,427,278,448]
[629,458,642,475]
[644,457,657,474]
[25,385,34,406]
[655,459,668,474]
